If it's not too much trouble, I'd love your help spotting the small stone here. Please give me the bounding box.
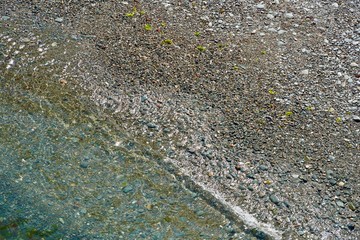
[21,38,31,43]
[331,3,339,8]
[267,14,274,19]
[256,4,265,9]
[247,186,254,191]
[336,200,344,208]
[147,122,158,129]
[196,210,205,216]
[59,218,65,224]
[347,223,355,231]
[1,16,10,21]
[207,171,214,177]
[350,62,358,67]
[278,30,286,34]
[55,17,64,23]
[246,173,255,179]
[259,165,268,171]
[338,181,345,187]
[348,202,356,211]
[284,13,294,18]
[141,95,148,102]
[352,115,360,122]
[329,179,337,185]
[270,194,280,205]
[300,69,309,75]
[59,79,67,85]
[80,161,89,168]
[122,185,133,193]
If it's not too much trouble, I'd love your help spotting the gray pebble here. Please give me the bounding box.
[336,200,345,208]
[55,17,64,23]
[269,194,280,204]
[259,165,268,171]
[256,4,265,9]
[122,185,133,193]
[147,122,158,129]
[1,16,10,21]
[80,161,89,168]
[352,115,360,122]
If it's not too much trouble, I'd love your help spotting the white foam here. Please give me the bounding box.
[196,182,283,240]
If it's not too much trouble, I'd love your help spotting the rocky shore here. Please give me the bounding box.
[2,0,359,239]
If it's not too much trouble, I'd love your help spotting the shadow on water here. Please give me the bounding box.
[0,18,267,239]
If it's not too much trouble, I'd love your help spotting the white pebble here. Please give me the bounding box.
[256,3,265,9]
[350,62,358,67]
[284,12,294,18]
[300,69,309,75]
[338,181,345,187]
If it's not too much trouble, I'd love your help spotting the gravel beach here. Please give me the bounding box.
[1,0,359,239]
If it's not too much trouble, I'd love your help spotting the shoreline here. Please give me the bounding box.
[2,0,359,239]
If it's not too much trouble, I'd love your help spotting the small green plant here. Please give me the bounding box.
[194,31,201,37]
[144,24,152,31]
[161,39,173,45]
[217,43,226,49]
[125,6,137,17]
[336,117,342,123]
[196,45,206,52]
[161,22,167,27]
[233,65,239,71]
[285,111,293,117]
[305,106,314,111]
[139,10,146,15]
[268,89,276,95]
[261,50,267,55]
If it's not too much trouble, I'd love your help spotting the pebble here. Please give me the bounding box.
[348,202,356,211]
[337,181,345,187]
[1,16,10,21]
[353,115,360,122]
[256,4,265,9]
[80,161,89,168]
[59,218,65,224]
[336,200,344,208]
[284,13,294,19]
[147,122,158,129]
[122,185,133,193]
[259,165,268,171]
[300,69,309,75]
[270,194,280,205]
[55,17,64,23]
[141,95,148,102]
[329,179,337,186]
[347,223,355,231]
[267,14,274,19]
[350,62,358,67]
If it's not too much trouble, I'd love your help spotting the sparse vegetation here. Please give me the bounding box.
[161,39,173,45]
[144,24,152,31]
[196,45,206,52]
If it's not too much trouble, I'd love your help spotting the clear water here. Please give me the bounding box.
[0,18,258,240]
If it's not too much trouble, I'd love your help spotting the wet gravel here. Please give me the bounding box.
[1,0,359,239]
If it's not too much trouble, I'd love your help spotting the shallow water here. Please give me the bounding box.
[0,17,259,239]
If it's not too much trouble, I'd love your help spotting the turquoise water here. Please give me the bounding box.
[0,19,258,240]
